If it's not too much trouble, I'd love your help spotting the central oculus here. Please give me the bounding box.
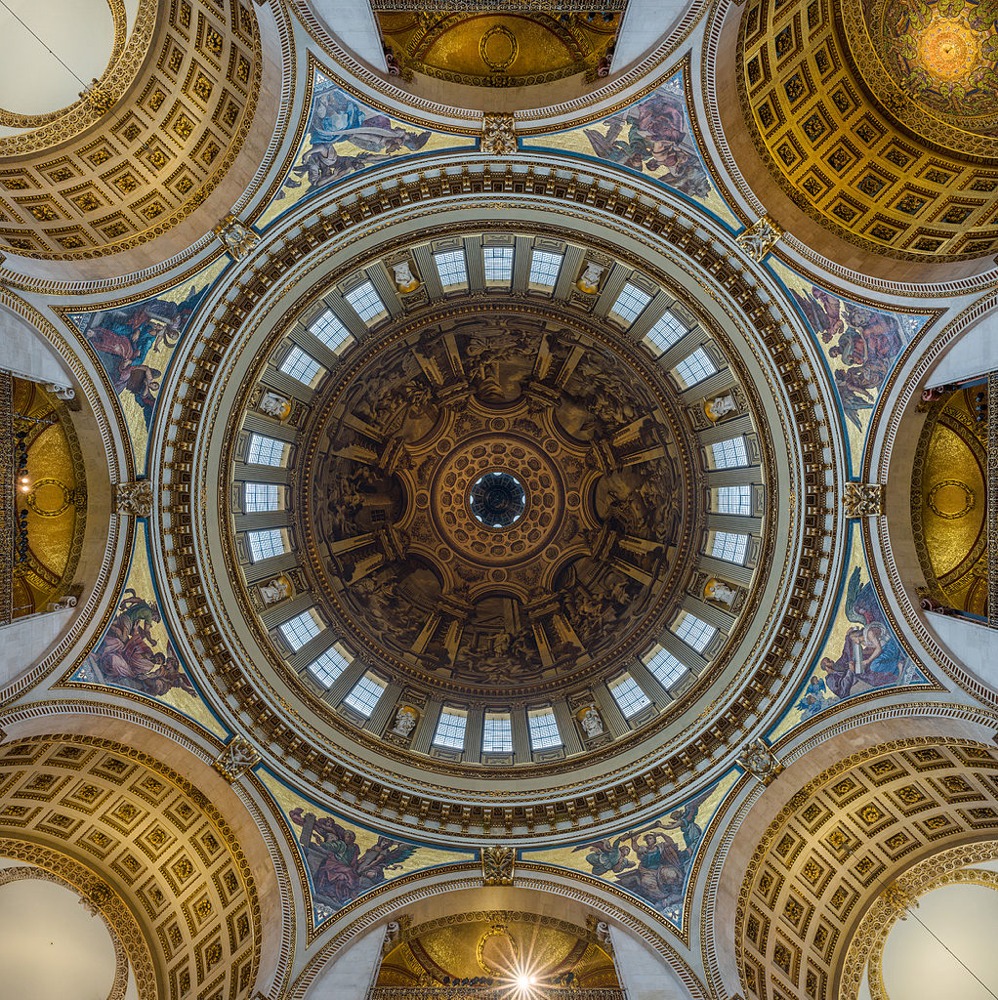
[468,471,527,529]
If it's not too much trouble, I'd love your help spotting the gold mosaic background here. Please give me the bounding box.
[738,0,998,260]
[0,0,260,259]
[11,379,87,619]
[376,12,620,87]
[377,911,618,988]
[912,385,987,618]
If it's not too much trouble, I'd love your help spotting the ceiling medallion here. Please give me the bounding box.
[468,471,528,530]
[880,0,998,118]
[917,17,982,81]
[305,311,695,695]
[479,24,519,72]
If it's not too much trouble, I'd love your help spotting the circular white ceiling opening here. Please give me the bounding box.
[0,866,121,1000]
[881,881,998,1000]
[0,0,115,118]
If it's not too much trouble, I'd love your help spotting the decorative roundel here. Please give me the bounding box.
[433,434,561,565]
[468,471,528,530]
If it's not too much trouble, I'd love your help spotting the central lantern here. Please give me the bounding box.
[301,306,695,696]
[468,471,527,529]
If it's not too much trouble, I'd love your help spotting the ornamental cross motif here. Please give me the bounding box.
[737,737,783,785]
[213,736,261,782]
[215,214,260,261]
[735,215,783,261]
[844,482,885,517]
[481,845,515,885]
[114,480,154,518]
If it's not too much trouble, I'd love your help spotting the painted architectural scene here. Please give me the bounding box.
[522,771,737,929]
[259,67,475,226]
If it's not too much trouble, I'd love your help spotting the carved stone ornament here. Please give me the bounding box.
[389,705,419,738]
[214,214,260,261]
[259,576,292,605]
[392,261,421,293]
[482,113,516,155]
[576,261,605,294]
[737,737,783,785]
[844,482,885,517]
[579,704,604,739]
[213,736,261,782]
[704,392,739,422]
[881,881,917,919]
[735,215,783,262]
[44,382,75,401]
[47,595,78,612]
[704,577,739,607]
[481,845,515,885]
[114,480,154,517]
[257,390,291,420]
[80,879,114,917]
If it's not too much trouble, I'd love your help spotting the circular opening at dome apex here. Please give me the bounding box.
[469,470,527,529]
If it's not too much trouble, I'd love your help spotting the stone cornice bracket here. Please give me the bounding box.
[114,480,153,518]
[213,735,262,782]
[214,213,260,261]
[481,113,516,155]
[481,845,515,885]
[44,383,75,401]
[844,481,885,518]
[735,215,783,262]
[737,737,783,785]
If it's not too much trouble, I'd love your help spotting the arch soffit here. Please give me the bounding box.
[0,708,296,995]
[700,730,998,1000]
[0,293,133,701]
[289,868,709,1000]
[863,291,998,708]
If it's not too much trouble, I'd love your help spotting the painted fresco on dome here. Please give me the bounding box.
[260,771,473,927]
[771,261,929,476]
[522,71,738,226]
[71,522,225,737]
[520,770,737,930]
[258,69,476,227]
[67,258,226,473]
[770,524,930,740]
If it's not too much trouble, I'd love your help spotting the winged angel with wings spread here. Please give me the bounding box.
[819,567,914,699]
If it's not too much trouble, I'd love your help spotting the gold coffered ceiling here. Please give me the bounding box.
[0,0,260,258]
[738,0,998,260]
